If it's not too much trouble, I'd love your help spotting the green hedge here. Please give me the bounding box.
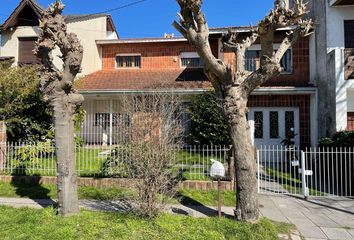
[319,131,354,147]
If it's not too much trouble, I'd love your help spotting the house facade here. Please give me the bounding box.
[0,0,320,149]
[0,0,118,76]
[78,27,317,148]
[307,0,354,137]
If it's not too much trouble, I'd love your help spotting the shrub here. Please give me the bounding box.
[319,131,354,147]
[103,93,182,217]
[187,91,231,145]
[11,140,54,175]
[0,66,52,142]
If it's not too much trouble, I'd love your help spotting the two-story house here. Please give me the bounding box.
[307,0,354,137]
[0,0,318,148]
[77,27,317,148]
[0,0,118,75]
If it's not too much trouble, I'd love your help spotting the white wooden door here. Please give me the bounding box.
[248,107,300,148]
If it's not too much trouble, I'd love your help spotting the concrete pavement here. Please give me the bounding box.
[259,195,354,240]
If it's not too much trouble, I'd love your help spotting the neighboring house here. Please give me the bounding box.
[0,0,118,75]
[306,0,354,137]
[77,27,317,148]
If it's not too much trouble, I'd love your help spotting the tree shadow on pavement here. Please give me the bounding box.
[10,164,57,208]
[175,192,235,219]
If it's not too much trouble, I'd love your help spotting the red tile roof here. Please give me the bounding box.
[77,69,212,92]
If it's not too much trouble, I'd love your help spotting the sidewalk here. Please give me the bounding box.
[259,195,354,240]
[0,195,353,240]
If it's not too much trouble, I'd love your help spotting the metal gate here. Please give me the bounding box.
[257,145,354,197]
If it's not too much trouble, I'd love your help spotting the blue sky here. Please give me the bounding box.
[0,0,274,38]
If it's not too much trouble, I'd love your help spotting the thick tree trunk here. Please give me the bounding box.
[224,94,259,221]
[174,0,312,222]
[53,94,79,215]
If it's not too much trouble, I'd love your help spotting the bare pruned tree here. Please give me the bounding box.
[35,1,84,216]
[106,93,183,217]
[173,0,313,221]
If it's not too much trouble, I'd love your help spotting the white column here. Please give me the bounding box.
[109,99,113,146]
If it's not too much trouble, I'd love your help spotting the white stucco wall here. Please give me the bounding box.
[66,17,109,76]
[326,4,354,131]
[0,26,39,65]
[0,16,117,76]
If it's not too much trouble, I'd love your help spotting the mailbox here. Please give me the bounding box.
[210,159,225,178]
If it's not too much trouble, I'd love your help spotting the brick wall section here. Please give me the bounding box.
[266,38,310,86]
[0,175,234,191]
[248,94,311,148]
[223,52,236,74]
[101,37,309,87]
[347,112,354,130]
[102,40,219,70]
[223,37,310,87]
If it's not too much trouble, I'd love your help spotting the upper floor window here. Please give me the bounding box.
[116,54,141,68]
[245,49,292,74]
[18,37,40,66]
[180,52,204,68]
[344,20,354,48]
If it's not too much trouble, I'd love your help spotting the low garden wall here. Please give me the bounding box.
[0,175,235,191]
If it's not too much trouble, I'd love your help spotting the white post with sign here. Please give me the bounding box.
[210,159,225,218]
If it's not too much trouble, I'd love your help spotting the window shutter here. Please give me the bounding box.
[18,37,39,65]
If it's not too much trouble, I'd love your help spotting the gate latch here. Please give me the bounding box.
[298,169,313,176]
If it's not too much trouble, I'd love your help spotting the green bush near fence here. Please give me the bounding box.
[319,131,354,147]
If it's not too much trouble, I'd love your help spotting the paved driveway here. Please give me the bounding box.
[259,195,354,240]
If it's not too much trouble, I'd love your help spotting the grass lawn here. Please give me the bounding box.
[0,181,236,206]
[0,205,292,240]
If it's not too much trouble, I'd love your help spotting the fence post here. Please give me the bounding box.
[301,150,308,199]
[257,149,260,193]
[227,145,236,190]
[0,122,6,171]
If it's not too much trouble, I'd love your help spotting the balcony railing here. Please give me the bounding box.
[344,48,354,80]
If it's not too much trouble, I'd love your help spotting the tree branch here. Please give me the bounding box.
[258,0,308,60]
[274,19,313,62]
[35,0,83,108]
[173,0,229,87]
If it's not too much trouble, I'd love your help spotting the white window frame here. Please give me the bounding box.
[180,51,204,68]
[115,53,141,69]
[246,44,293,74]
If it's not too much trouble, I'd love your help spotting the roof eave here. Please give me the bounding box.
[106,15,119,39]
[79,89,209,95]
[96,38,188,45]
[0,0,44,31]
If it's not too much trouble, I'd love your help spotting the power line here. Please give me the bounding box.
[0,0,149,24]
[60,0,149,22]
[93,0,148,14]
